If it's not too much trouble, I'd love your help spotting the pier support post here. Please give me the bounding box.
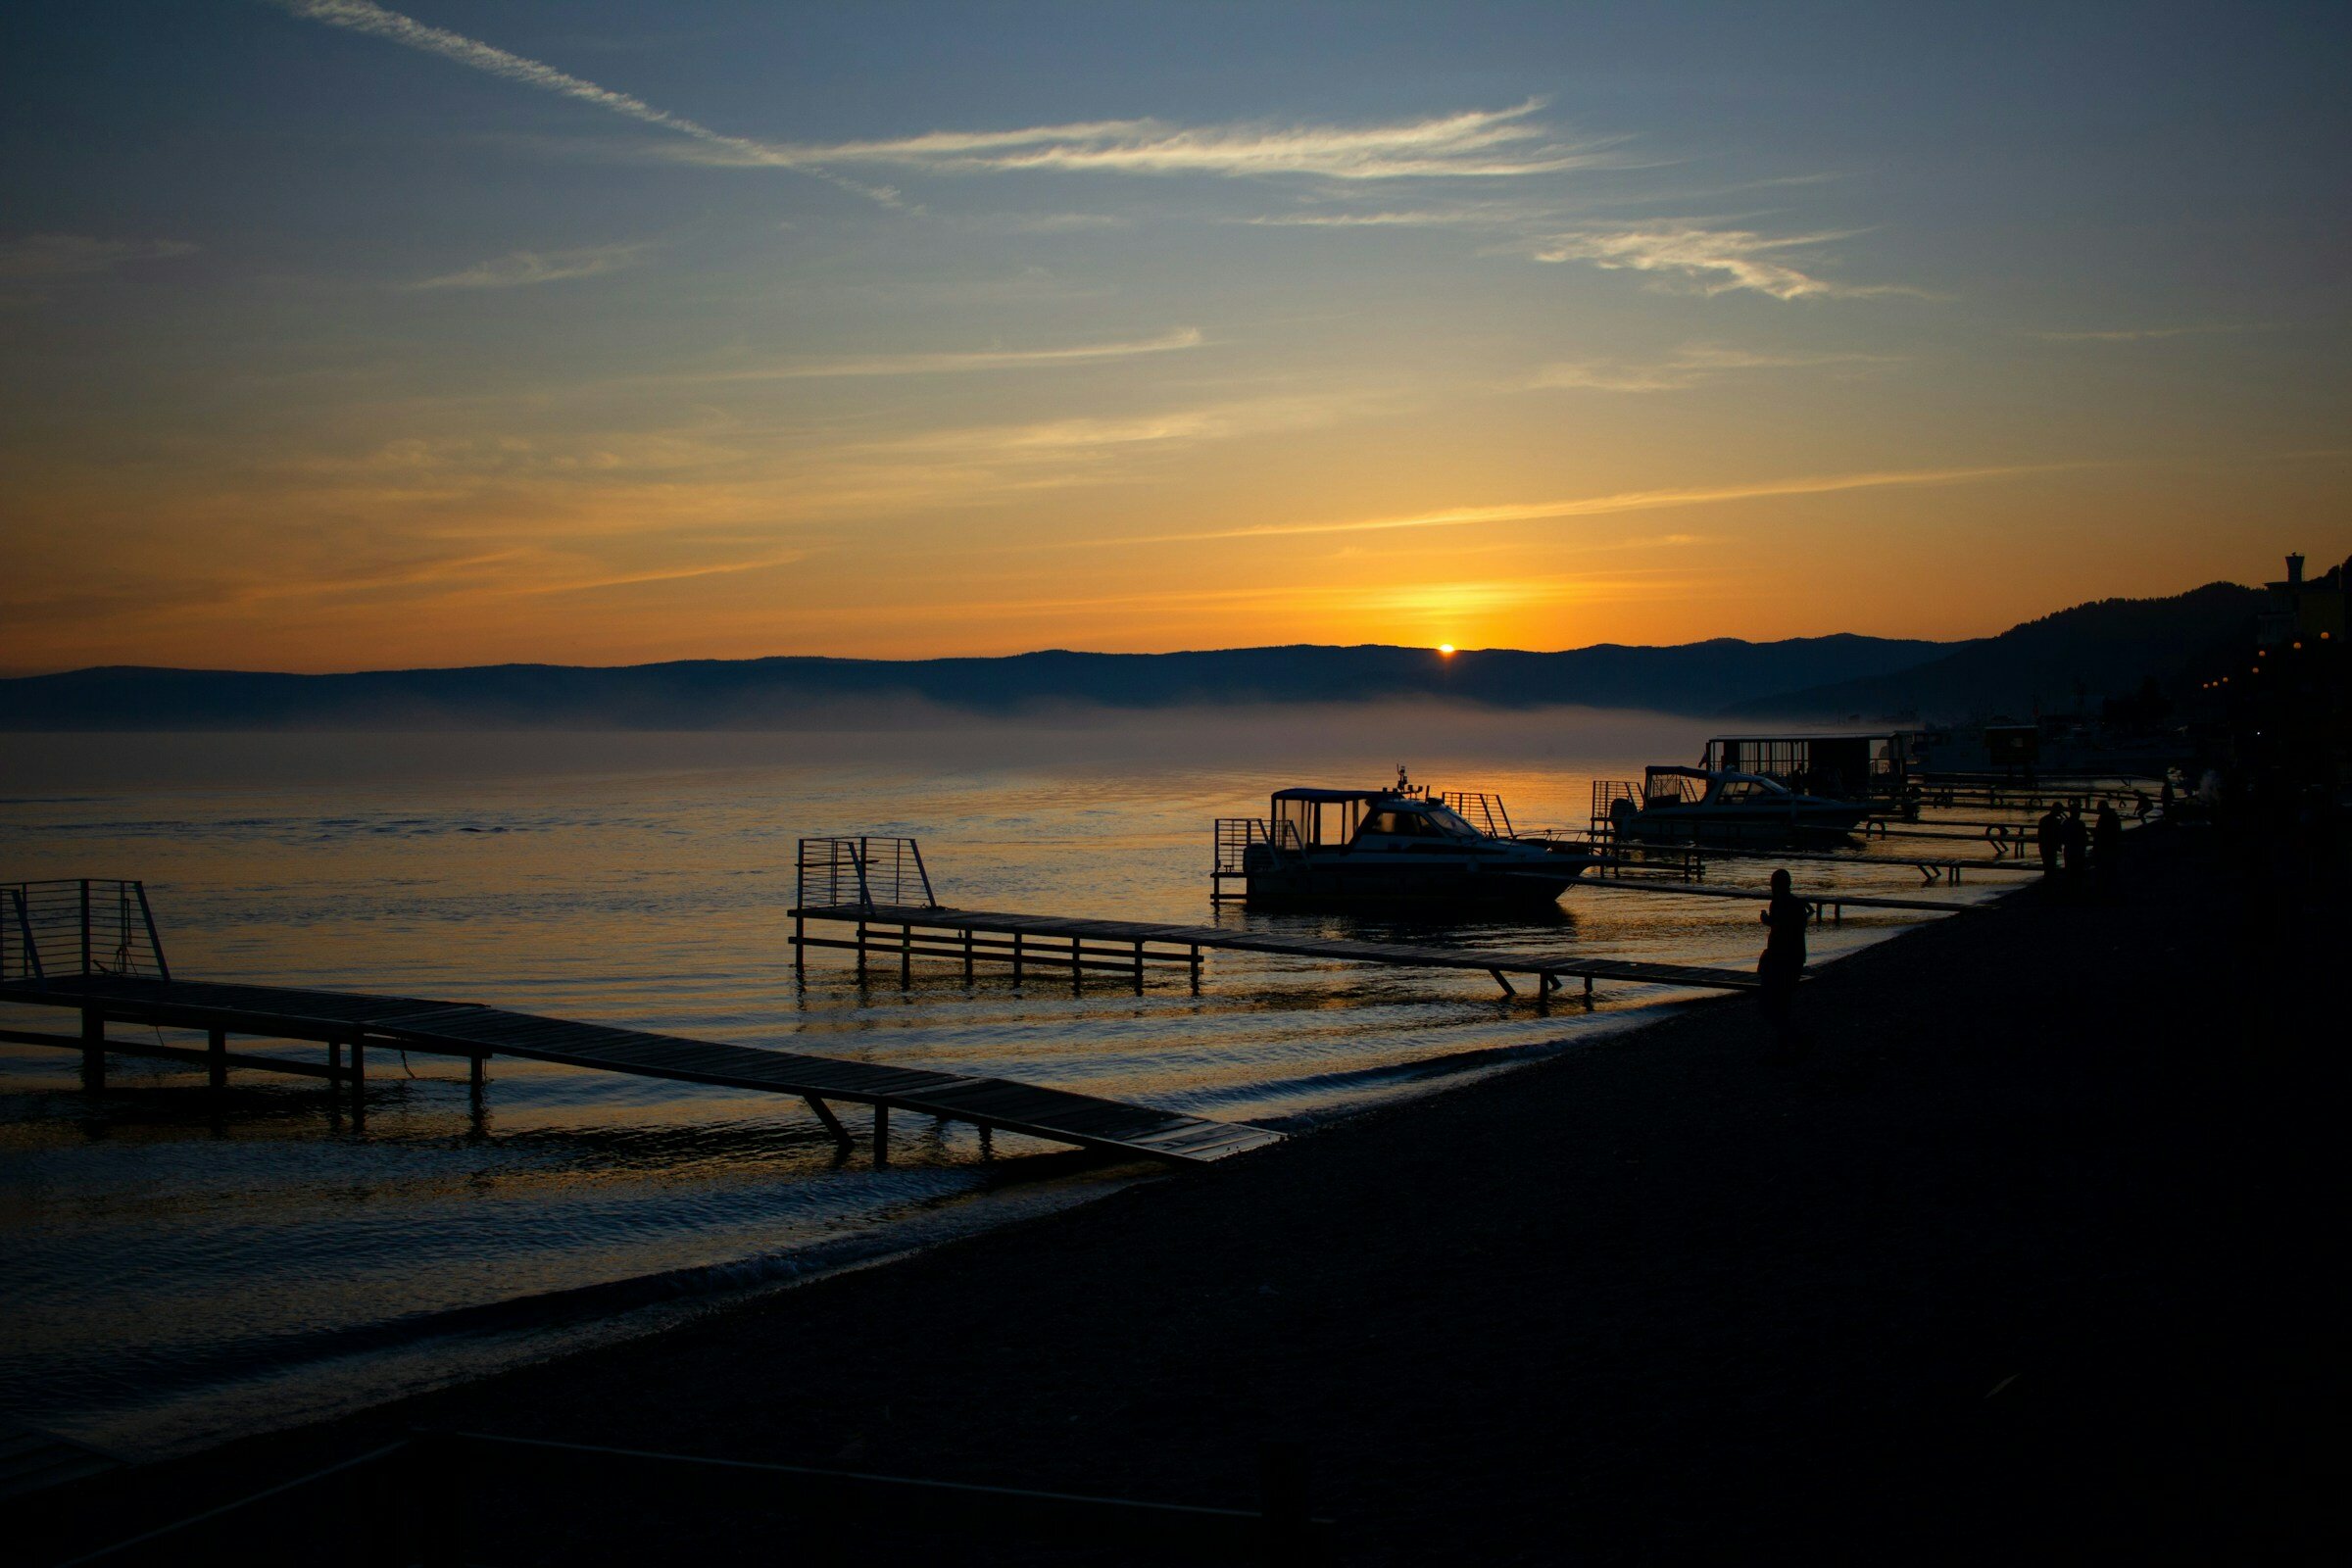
[1133,941,1145,995]
[1190,945,1202,995]
[793,912,806,979]
[80,1007,104,1091]
[469,1053,485,1090]
[855,919,868,982]
[1490,970,1518,999]
[207,1027,226,1091]
[962,929,974,982]
[804,1095,853,1154]
[1011,931,1024,985]
[350,1039,367,1120]
[1071,935,1083,991]
[873,1103,890,1167]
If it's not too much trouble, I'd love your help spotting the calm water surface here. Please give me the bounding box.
[0,710,2003,1454]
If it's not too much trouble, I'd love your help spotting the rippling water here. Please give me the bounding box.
[0,710,2001,1455]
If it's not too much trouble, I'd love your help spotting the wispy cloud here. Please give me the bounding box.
[0,233,196,305]
[0,233,198,280]
[1097,464,2075,547]
[1243,205,1543,228]
[984,212,1137,233]
[685,327,1203,381]
[271,7,1610,191]
[1530,341,1899,392]
[2027,323,2260,342]
[402,242,651,291]
[771,101,1615,180]
[865,394,1346,462]
[1523,223,1914,301]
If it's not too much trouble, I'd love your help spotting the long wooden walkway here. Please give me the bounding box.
[1574,879,1975,919]
[0,973,1279,1165]
[1607,842,2038,883]
[792,902,1763,1000]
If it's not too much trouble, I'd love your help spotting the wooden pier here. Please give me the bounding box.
[1601,841,2040,885]
[791,899,1765,1001]
[0,880,1278,1167]
[1574,878,1975,921]
[790,837,1765,1003]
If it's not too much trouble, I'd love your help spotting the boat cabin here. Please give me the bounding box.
[1270,788,1495,850]
[1642,765,1795,808]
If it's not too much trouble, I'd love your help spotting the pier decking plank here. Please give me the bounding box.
[0,974,1279,1165]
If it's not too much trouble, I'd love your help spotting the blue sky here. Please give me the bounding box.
[3,1,2346,669]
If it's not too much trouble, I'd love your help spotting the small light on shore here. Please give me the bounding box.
[1438,644,1456,656]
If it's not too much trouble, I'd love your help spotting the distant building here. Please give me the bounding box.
[2258,552,2348,649]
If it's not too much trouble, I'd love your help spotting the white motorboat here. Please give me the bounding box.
[1603,765,1876,846]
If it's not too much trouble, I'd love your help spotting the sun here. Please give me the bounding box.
[1437,643,1456,656]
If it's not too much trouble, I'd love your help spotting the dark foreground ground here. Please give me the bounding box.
[26,825,2345,1563]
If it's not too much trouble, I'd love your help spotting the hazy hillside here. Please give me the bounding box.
[1733,583,2263,721]
[0,636,1950,731]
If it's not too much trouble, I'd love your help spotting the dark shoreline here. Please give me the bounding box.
[26,828,2341,1562]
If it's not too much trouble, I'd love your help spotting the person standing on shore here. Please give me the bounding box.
[2061,805,2088,882]
[1759,868,1809,1057]
[2037,803,2065,873]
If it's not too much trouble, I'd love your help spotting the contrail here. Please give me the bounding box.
[268,1,900,201]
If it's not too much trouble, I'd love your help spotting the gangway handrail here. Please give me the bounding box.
[796,837,941,912]
[0,879,169,984]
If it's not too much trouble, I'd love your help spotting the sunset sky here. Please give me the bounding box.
[4,1,2347,672]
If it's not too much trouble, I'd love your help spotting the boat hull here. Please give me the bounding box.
[1241,849,1588,910]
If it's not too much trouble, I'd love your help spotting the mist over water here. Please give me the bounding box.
[0,707,1996,1455]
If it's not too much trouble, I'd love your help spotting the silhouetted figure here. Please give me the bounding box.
[2093,804,2124,893]
[2036,804,2064,873]
[1758,868,1809,1056]
[2132,789,2152,821]
[2061,807,2088,881]
[2160,778,2176,816]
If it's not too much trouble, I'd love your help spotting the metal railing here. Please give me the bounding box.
[796,837,938,911]
[1213,817,1272,876]
[1441,790,1515,839]
[1589,780,1642,837]
[1,879,170,985]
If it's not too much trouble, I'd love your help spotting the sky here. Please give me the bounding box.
[2,0,2348,673]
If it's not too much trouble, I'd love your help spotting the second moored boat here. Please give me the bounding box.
[1214,769,1596,909]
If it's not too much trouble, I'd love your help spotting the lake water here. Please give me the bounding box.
[0,709,2002,1456]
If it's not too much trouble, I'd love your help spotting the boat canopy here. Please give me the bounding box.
[1271,788,1391,848]
[1642,765,1794,806]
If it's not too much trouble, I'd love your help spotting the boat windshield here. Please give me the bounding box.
[1423,806,1489,839]
[1355,805,1489,841]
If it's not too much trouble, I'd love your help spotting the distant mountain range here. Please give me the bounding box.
[1732,582,2265,721]
[0,581,2265,730]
